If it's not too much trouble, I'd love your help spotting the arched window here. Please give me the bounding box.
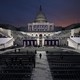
[36,34,38,37]
[39,34,42,39]
[32,34,33,36]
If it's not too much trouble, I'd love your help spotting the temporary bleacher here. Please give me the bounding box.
[46,51,80,80]
[0,51,36,80]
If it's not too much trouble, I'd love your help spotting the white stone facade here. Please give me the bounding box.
[24,6,55,46]
[28,22,54,32]
[26,32,54,46]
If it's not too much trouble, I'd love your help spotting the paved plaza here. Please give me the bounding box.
[31,51,52,80]
[0,46,80,54]
[0,46,80,80]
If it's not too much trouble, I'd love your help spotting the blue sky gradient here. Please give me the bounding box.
[0,0,80,27]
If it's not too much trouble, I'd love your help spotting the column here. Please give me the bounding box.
[56,40,58,46]
[52,41,54,46]
[37,38,39,46]
[31,41,33,46]
[49,41,51,46]
[27,41,29,46]
[42,38,44,46]
[34,41,37,46]
[23,41,26,47]
[44,40,47,46]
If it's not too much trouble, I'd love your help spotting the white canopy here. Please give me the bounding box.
[71,37,80,43]
[0,38,13,44]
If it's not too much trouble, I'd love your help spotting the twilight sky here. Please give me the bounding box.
[0,0,80,27]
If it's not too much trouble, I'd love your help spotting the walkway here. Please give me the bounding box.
[31,51,52,80]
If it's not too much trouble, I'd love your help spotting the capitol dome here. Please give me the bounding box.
[34,6,48,23]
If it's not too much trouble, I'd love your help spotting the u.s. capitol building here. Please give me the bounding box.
[23,6,60,47]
